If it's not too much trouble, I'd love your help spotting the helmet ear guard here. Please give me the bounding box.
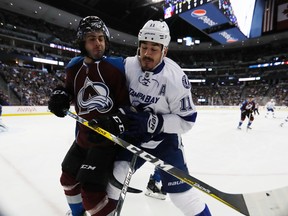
[138,20,171,48]
[76,16,110,55]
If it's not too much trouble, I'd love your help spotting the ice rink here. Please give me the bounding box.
[0,107,287,216]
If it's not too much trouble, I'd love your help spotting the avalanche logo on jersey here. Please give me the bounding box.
[138,71,159,87]
[77,77,113,115]
[245,103,253,110]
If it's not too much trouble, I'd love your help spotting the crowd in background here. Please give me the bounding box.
[0,8,287,107]
[0,64,63,105]
[1,63,287,106]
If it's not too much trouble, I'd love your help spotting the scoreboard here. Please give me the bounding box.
[164,0,213,19]
[164,0,261,44]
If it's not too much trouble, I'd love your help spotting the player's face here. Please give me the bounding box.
[139,41,167,71]
[84,31,106,59]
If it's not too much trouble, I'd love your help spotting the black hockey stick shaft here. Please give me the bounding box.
[113,154,137,216]
[66,111,250,216]
[109,174,142,194]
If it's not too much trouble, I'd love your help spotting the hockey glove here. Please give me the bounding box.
[48,87,70,118]
[88,111,130,137]
[125,111,164,143]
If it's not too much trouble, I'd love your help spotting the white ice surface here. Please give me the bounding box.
[0,108,287,216]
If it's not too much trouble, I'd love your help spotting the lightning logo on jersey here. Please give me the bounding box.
[139,71,159,87]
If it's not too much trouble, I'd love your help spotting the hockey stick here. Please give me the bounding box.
[113,154,137,216]
[67,111,288,216]
[0,123,8,132]
[109,173,142,194]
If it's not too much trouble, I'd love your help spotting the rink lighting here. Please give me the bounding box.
[238,77,261,81]
[182,68,207,72]
[198,98,206,102]
[189,79,206,83]
[50,43,80,53]
[249,61,285,68]
[33,57,64,66]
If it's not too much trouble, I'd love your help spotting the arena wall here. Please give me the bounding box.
[1,106,287,116]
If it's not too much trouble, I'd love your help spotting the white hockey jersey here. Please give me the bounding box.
[124,56,197,137]
[266,101,275,109]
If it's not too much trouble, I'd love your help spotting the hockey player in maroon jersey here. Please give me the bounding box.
[237,95,256,130]
[48,16,130,216]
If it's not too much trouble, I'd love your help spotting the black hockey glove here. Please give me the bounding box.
[48,87,70,118]
[124,111,164,143]
[88,107,136,138]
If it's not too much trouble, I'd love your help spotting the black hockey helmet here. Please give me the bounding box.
[76,16,110,55]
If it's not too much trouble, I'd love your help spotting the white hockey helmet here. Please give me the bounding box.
[138,20,171,48]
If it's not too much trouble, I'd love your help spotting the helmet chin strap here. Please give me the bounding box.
[151,48,165,71]
[88,55,105,62]
[160,47,166,63]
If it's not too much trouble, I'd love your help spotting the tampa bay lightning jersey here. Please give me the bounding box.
[124,56,197,138]
[266,101,275,109]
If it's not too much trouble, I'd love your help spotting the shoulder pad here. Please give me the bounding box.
[104,56,125,73]
[66,56,84,69]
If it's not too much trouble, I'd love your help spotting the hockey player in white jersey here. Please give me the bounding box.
[90,20,211,215]
[280,100,288,126]
[265,99,276,118]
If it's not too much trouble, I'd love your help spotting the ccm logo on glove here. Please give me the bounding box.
[112,115,125,133]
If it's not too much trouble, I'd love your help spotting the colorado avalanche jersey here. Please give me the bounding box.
[65,56,130,148]
[124,56,197,148]
[240,100,255,113]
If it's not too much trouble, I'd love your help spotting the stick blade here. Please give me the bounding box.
[109,173,142,194]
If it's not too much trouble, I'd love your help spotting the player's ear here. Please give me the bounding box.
[163,47,168,57]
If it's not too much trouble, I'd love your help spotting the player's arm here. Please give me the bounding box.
[121,74,197,137]
[240,102,247,113]
[162,95,196,134]
[161,73,197,134]
[48,67,74,117]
